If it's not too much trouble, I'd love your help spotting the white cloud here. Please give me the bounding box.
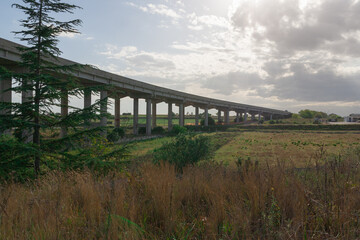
[126,2,182,19]
[188,13,230,30]
[58,32,78,39]
[99,0,360,115]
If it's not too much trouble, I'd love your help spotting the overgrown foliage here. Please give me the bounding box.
[299,109,328,119]
[152,126,165,134]
[1,146,360,239]
[169,124,187,135]
[200,116,215,126]
[153,133,213,173]
[107,127,125,142]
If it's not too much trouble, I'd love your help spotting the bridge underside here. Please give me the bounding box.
[0,38,291,137]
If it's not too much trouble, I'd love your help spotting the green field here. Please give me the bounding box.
[126,129,360,167]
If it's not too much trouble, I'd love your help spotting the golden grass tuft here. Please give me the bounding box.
[1,148,360,239]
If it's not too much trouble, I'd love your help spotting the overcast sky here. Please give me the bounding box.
[1,0,360,116]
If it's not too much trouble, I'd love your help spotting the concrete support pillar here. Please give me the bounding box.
[133,98,139,135]
[225,110,230,124]
[100,90,108,136]
[146,99,152,136]
[168,102,173,131]
[270,114,273,121]
[21,81,33,142]
[152,102,157,128]
[258,112,261,122]
[218,110,221,123]
[251,114,255,121]
[0,77,12,136]
[244,112,248,122]
[236,112,240,123]
[60,89,68,138]
[84,89,92,128]
[114,97,120,128]
[204,107,209,126]
[179,104,185,126]
[195,107,199,126]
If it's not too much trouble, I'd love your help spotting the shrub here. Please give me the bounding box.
[0,135,37,182]
[153,133,213,173]
[107,127,125,142]
[200,116,215,126]
[269,120,275,124]
[233,117,244,122]
[152,126,165,134]
[138,126,147,134]
[170,125,187,135]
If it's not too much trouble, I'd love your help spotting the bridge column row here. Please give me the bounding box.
[1,80,283,138]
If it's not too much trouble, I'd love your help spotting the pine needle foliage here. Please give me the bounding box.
[0,0,117,178]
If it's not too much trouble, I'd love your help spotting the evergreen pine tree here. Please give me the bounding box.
[0,0,111,177]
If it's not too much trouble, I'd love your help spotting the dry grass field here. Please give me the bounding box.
[214,131,360,167]
[1,129,360,239]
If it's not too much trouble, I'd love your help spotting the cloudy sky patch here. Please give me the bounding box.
[1,0,359,115]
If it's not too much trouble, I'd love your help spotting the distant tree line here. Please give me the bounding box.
[295,109,341,120]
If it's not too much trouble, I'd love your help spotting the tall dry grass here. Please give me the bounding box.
[1,148,360,239]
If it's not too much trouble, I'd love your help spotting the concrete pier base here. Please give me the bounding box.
[195,107,199,126]
[114,97,120,128]
[179,103,184,127]
[84,89,92,128]
[152,102,157,129]
[168,103,173,131]
[204,108,209,126]
[133,98,139,135]
[60,89,68,138]
[100,90,107,137]
[0,77,12,136]
[225,110,230,124]
[146,99,152,136]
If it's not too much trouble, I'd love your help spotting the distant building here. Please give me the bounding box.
[344,114,360,122]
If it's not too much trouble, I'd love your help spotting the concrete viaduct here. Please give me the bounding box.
[0,37,291,136]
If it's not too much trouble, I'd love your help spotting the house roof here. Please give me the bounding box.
[349,114,360,118]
